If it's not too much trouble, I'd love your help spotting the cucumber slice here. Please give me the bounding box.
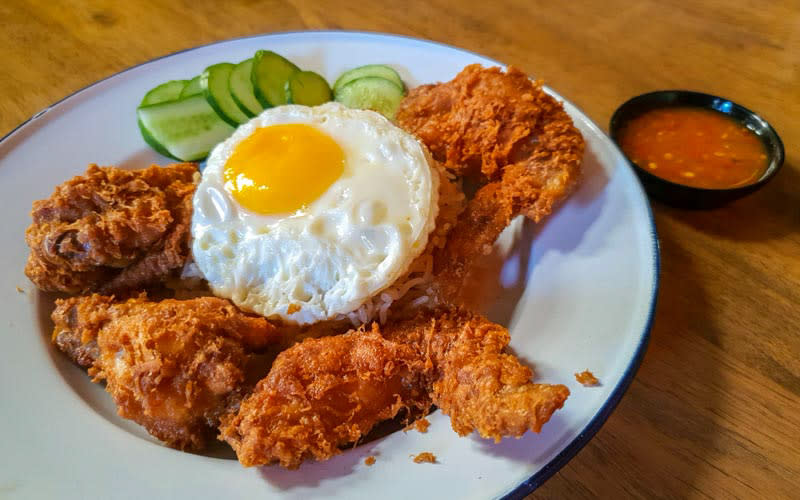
[286,71,332,106]
[137,118,175,159]
[137,94,235,161]
[181,76,202,98]
[334,77,405,119]
[333,65,404,94]
[229,59,263,117]
[140,80,187,106]
[251,50,300,107]
[138,80,189,158]
[201,63,250,126]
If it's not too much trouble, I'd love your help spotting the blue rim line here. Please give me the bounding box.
[0,30,661,498]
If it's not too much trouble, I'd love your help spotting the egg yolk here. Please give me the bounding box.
[224,124,345,214]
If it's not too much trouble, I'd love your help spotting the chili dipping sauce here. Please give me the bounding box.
[618,107,768,189]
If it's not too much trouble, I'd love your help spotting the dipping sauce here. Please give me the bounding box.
[618,107,768,189]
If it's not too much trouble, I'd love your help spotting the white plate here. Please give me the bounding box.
[0,31,658,499]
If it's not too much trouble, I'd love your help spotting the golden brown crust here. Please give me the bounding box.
[383,309,570,441]
[397,65,583,184]
[397,65,585,303]
[405,416,430,433]
[222,308,568,468]
[25,163,198,294]
[51,294,279,450]
[412,452,437,464]
[219,326,431,468]
[575,370,600,386]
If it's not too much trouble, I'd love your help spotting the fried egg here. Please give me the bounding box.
[191,102,439,324]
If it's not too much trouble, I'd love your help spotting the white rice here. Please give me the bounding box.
[340,165,465,327]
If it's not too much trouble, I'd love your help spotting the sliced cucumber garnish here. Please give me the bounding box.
[201,63,250,126]
[137,94,235,161]
[334,77,405,119]
[333,64,404,94]
[137,118,175,159]
[140,80,187,106]
[181,76,202,98]
[251,50,300,107]
[138,80,189,157]
[229,58,263,117]
[136,50,349,159]
[286,71,332,106]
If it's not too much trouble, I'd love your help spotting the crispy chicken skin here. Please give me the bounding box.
[383,309,570,440]
[220,308,568,467]
[220,327,431,468]
[51,294,279,450]
[25,163,197,294]
[396,65,584,302]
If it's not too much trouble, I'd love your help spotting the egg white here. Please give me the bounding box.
[191,102,439,324]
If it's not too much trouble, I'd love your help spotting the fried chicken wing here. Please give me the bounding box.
[219,327,430,468]
[384,309,570,440]
[396,65,584,302]
[220,308,568,467]
[26,163,198,294]
[52,294,279,450]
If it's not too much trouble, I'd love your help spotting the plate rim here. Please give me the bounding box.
[0,29,660,498]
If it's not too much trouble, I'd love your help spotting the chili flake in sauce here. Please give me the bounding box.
[618,107,768,189]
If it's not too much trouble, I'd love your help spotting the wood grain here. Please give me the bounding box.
[2,1,798,498]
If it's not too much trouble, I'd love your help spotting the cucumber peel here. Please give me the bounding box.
[201,63,250,126]
[286,71,332,106]
[137,118,176,159]
[334,76,405,119]
[137,94,235,161]
[140,80,187,107]
[138,80,189,157]
[229,59,263,117]
[333,64,404,94]
[251,50,300,107]
[181,76,202,98]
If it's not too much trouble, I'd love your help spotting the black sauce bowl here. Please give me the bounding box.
[609,90,785,208]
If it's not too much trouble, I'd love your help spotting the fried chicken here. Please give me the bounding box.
[52,294,280,450]
[220,308,568,468]
[396,65,584,302]
[25,163,198,294]
[384,309,569,440]
[36,65,581,471]
[219,326,430,468]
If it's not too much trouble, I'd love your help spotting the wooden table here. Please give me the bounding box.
[3,1,798,497]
